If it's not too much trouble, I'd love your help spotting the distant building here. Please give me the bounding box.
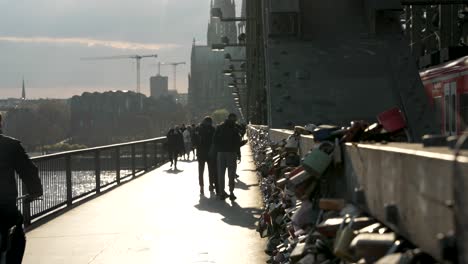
[150,75,169,99]
[168,89,178,97]
[188,0,244,121]
[176,93,188,106]
[207,0,237,45]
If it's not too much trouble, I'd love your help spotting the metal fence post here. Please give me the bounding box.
[154,141,159,166]
[22,184,31,227]
[143,143,148,171]
[95,150,101,194]
[66,155,72,206]
[131,145,136,178]
[116,147,121,184]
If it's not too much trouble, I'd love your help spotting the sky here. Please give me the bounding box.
[0,0,242,99]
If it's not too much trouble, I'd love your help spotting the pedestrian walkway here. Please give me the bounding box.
[23,145,267,264]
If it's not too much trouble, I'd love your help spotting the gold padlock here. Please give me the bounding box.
[333,216,358,262]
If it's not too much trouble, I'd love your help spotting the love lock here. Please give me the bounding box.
[349,232,396,263]
[302,147,333,177]
[333,216,359,262]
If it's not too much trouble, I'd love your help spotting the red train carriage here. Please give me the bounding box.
[420,56,468,135]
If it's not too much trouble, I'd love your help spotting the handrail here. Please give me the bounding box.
[32,136,166,161]
[19,137,168,228]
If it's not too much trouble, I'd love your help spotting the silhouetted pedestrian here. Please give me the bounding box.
[197,117,217,195]
[0,113,43,264]
[176,126,185,160]
[213,113,241,200]
[190,124,198,160]
[183,126,192,160]
[166,127,182,170]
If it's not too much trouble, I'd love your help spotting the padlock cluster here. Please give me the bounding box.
[247,125,437,264]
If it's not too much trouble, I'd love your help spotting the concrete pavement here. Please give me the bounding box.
[23,145,267,264]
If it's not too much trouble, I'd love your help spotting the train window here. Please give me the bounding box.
[460,93,468,131]
[445,93,450,133]
[452,94,456,133]
[433,97,443,131]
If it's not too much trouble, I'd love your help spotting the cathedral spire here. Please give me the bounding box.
[21,78,26,100]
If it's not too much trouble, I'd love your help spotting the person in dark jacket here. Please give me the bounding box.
[166,127,182,170]
[176,126,185,159]
[190,124,198,160]
[0,113,43,264]
[196,117,217,195]
[213,113,241,200]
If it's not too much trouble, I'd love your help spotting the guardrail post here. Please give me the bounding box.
[22,184,31,227]
[154,142,159,166]
[143,143,148,171]
[131,145,136,178]
[66,155,72,206]
[116,147,121,184]
[95,150,101,194]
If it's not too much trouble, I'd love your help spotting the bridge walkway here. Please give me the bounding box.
[23,145,267,264]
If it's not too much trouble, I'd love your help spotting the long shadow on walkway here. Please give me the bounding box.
[195,196,262,230]
[235,179,259,190]
[163,169,184,174]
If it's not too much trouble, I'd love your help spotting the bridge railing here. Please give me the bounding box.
[17,137,168,227]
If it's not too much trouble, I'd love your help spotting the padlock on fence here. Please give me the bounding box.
[350,232,396,263]
[333,216,359,262]
[316,217,345,238]
[285,133,300,152]
[302,147,333,177]
[319,198,345,211]
[288,170,318,199]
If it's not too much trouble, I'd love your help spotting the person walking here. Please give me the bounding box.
[166,127,182,170]
[183,126,192,160]
[213,113,241,200]
[0,113,43,264]
[175,126,185,161]
[196,117,217,195]
[190,124,198,160]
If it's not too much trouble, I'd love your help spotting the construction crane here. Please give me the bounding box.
[81,54,158,94]
[162,62,186,91]
[149,61,186,91]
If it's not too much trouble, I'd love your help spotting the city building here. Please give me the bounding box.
[207,0,237,45]
[150,75,169,99]
[188,0,244,122]
[176,93,188,106]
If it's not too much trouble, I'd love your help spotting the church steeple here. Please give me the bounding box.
[21,78,26,100]
[208,0,238,45]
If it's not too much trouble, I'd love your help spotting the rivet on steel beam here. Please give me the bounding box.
[437,231,457,262]
[384,203,399,225]
[354,188,366,205]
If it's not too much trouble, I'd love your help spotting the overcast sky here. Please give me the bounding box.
[0,0,241,99]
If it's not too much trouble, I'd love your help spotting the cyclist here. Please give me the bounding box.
[0,113,43,264]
